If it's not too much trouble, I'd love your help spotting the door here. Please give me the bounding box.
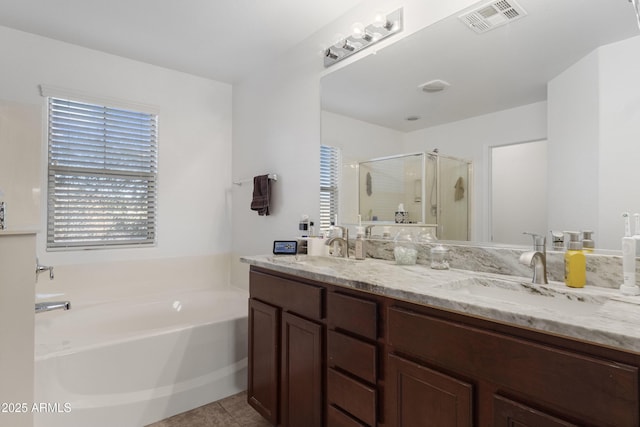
[281,311,323,427]
[248,298,280,425]
[387,354,473,427]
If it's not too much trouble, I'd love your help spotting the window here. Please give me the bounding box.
[320,144,340,231]
[46,97,158,249]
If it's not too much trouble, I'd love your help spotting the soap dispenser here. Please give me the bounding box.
[582,230,595,252]
[354,215,367,260]
[564,231,586,288]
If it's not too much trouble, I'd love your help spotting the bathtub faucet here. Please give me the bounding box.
[36,258,54,281]
[35,301,71,314]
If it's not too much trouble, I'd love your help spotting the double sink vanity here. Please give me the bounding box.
[242,245,640,427]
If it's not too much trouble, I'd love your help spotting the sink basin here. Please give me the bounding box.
[437,277,608,316]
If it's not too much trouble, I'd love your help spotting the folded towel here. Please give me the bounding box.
[454,176,465,201]
[251,174,271,216]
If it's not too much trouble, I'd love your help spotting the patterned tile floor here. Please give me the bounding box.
[146,391,271,427]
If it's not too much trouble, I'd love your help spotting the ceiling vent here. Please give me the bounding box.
[459,0,527,34]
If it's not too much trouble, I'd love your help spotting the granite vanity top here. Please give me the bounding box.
[241,254,640,353]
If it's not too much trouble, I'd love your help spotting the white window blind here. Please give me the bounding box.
[320,144,340,231]
[46,97,158,249]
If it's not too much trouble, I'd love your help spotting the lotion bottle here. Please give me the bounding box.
[620,212,640,295]
[564,231,586,288]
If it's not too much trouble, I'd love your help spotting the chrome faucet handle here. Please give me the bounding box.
[523,232,546,252]
[36,258,54,280]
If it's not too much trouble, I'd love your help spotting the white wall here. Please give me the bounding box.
[0,25,233,294]
[231,0,485,288]
[402,101,548,242]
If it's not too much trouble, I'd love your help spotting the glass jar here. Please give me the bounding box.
[430,244,450,270]
[393,229,418,265]
[417,228,437,244]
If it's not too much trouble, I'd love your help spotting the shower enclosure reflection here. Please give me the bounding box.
[356,151,471,240]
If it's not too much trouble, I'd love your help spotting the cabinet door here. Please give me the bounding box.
[248,298,280,425]
[281,311,323,427]
[387,354,473,427]
[493,395,578,427]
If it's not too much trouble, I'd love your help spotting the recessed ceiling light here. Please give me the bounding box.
[406,116,421,121]
[419,79,451,93]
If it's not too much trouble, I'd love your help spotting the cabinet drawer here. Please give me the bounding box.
[327,292,377,339]
[388,306,639,427]
[328,368,376,426]
[328,404,367,427]
[328,330,377,384]
[250,270,323,319]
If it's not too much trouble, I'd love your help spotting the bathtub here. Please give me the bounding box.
[34,287,249,427]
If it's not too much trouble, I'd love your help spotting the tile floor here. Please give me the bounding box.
[146,391,271,427]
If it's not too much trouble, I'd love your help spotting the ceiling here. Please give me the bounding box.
[0,0,363,83]
[321,0,640,132]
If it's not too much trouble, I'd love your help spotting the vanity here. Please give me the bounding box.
[243,254,640,427]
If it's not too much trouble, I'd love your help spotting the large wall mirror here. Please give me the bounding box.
[320,0,640,250]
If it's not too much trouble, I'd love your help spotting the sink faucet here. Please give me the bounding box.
[520,232,548,284]
[35,301,71,313]
[365,225,374,238]
[326,226,349,258]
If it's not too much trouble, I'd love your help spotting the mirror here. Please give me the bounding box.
[357,152,472,240]
[358,153,425,223]
[321,0,640,250]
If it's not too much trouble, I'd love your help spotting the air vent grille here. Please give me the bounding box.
[459,0,527,34]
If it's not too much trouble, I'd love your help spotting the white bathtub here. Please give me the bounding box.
[34,287,249,427]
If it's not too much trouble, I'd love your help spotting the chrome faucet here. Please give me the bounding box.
[519,232,548,284]
[36,258,54,281]
[35,301,71,313]
[326,225,349,258]
[365,225,374,238]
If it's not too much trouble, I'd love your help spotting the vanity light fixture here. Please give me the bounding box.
[324,8,403,67]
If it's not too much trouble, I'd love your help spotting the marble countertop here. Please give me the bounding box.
[241,254,640,354]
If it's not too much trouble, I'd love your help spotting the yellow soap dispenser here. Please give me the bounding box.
[564,231,586,288]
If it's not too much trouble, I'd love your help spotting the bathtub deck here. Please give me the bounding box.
[146,391,270,427]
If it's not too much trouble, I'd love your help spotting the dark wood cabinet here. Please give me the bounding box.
[248,269,325,427]
[248,298,280,425]
[248,265,640,427]
[387,305,639,427]
[281,311,323,427]
[386,353,473,427]
[492,395,578,427]
[327,292,379,426]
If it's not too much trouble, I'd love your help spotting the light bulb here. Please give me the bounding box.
[351,22,365,39]
[332,33,346,49]
[373,10,387,28]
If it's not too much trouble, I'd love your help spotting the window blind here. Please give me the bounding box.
[320,144,340,231]
[47,97,158,249]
